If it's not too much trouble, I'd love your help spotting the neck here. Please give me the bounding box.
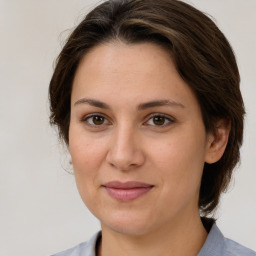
[98,213,208,256]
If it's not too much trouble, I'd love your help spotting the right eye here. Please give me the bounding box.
[83,114,109,127]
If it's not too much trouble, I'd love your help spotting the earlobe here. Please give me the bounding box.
[205,119,231,164]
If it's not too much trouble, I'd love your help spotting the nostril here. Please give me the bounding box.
[106,151,145,171]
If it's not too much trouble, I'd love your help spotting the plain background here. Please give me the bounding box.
[0,0,255,255]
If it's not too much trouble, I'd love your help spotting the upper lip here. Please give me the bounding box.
[103,181,154,189]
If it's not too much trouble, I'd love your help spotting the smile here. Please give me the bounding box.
[103,181,154,202]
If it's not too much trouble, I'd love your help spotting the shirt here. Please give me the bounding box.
[51,224,256,256]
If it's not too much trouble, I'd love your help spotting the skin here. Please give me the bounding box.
[69,42,230,256]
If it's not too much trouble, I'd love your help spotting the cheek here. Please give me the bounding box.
[69,140,105,211]
[68,128,108,196]
[69,125,107,171]
[154,133,205,168]
[70,141,103,171]
[151,127,206,191]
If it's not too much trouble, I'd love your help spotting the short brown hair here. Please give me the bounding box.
[49,0,245,215]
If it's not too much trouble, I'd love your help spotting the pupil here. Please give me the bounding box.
[153,116,165,125]
[93,116,104,125]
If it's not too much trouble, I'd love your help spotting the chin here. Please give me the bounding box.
[99,210,157,236]
[104,221,151,236]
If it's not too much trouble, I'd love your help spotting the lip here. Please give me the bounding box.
[102,181,154,202]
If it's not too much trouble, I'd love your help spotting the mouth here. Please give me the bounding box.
[102,181,154,202]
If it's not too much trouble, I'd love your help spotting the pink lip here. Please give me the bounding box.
[103,181,154,202]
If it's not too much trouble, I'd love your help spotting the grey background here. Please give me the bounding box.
[0,0,255,255]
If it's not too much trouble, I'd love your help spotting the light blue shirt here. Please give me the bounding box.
[51,224,256,256]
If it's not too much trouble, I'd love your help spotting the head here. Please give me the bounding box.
[49,0,244,221]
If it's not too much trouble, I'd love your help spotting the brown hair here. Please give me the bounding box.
[49,0,245,215]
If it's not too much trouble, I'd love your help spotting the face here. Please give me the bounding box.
[69,42,213,236]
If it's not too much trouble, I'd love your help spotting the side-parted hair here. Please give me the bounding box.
[49,0,245,215]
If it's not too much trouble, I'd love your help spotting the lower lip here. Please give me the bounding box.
[104,187,153,202]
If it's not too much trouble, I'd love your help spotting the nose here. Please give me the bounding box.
[106,125,145,171]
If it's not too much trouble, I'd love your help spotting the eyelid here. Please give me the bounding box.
[143,113,175,127]
[81,113,112,127]
[80,112,175,128]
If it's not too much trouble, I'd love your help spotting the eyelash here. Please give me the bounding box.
[81,113,110,128]
[81,113,174,129]
[144,113,174,127]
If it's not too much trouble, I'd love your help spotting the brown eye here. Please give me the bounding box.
[92,116,105,125]
[146,114,174,127]
[85,115,107,126]
[153,116,166,126]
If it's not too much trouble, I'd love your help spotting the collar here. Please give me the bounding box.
[77,223,225,256]
[198,223,225,256]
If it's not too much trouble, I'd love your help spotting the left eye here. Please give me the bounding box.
[84,115,108,126]
[146,115,173,126]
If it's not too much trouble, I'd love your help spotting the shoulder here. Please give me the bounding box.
[199,221,256,256]
[224,238,256,256]
[50,241,89,256]
[50,231,101,256]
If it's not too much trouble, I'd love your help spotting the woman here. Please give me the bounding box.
[49,0,255,255]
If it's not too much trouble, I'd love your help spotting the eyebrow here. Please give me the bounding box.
[138,100,185,110]
[74,98,110,109]
[74,98,185,110]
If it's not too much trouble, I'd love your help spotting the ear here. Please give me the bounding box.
[205,119,231,164]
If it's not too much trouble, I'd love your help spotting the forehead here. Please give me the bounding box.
[71,42,197,109]
[74,41,174,82]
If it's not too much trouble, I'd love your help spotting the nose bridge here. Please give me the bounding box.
[107,121,144,170]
